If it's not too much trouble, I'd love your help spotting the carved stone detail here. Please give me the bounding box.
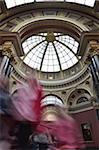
[84,40,99,64]
[2,41,17,64]
[89,41,99,56]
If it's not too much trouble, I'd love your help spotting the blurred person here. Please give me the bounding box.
[10,74,43,149]
[49,106,85,150]
[29,130,49,150]
[0,75,11,115]
[29,121,52,150]
[36,106,85,150]
[0,75,13,150]
[10,121,33,150]
[11,74,43,122]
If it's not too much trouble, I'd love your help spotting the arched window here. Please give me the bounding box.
[76,97,89,104]
[41,95,63,106]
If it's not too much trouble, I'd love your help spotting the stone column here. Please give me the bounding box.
[85,41,99,120]
[89,41,99,79]
[85,41,99,103]
[0,42,16,77]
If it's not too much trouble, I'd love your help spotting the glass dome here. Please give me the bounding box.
[5,0,95,9]
[22,32,79,72]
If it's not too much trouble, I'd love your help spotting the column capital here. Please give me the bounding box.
[2,41,17,64]
[89,41,99,56]
[2,41,13,58]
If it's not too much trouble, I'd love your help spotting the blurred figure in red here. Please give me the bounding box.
[11,74,43,122]
[26,75,43,122]
[51,106,85,150]
[10,74,43,149]
[37,105,85,150]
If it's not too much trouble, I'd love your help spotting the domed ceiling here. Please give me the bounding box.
[0,0,98,82]
[22,32,79,72]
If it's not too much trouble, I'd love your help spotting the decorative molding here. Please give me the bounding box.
[2,41,17,64]
[12,66,90,91]
[0,31,24,57]
[89,41,99,56]
[78,32,99,57]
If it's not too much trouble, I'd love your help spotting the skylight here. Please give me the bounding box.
[22,32,79,72]
[5,0,95,9]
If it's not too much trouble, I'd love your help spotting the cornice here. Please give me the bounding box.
[0,30,24,57]
[77,31,99,56]
[12,65,90,91]
[0,2,99,25]
[20,19,81,42]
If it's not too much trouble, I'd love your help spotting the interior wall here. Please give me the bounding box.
[72,109,99,148]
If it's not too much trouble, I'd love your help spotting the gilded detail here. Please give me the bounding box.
[2,42,17,64]
[89,41,99,56]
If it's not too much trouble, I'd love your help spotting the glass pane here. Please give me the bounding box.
[41,95,63,106]
[5,0,95,8]
[16,0,24,5]
[25,0,34,2]
[66,0,95,7]
[77,97,89,104]
[66,0,75,2]
[41,43,60,72]
[75,0,84,4]
[36,0,64,1]
[24,57,30,64]
[85,0,95,7]
[22,32,79,72]
[5,0,15,8]
[72,56,78,63]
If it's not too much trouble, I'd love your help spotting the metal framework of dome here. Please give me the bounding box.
[22,32,79,72]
